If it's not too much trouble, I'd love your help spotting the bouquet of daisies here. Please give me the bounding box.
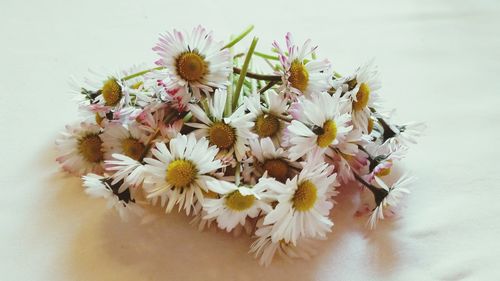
[56,25,424,266]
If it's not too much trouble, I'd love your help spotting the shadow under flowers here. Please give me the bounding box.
[39,137,403,281]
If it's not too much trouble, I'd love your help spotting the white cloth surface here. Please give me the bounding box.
[1,0,499,280]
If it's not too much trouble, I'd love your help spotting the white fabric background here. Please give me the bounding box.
[1,0,499,280]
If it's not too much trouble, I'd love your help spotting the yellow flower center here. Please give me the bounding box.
[347,78,358,91]
[225,190,255,211]
[95,113,104,126]
[292,180,317,212]
[166,159,197,189]
[101,78,122,106]
[316,120,337,148]
[367,117,375,134]
[263,159,289,183]
[202,189,219,199]
[353,83,370,111]
[176,51,208,82]
[375,160,393,177]
[78,134,103,163]
[288,60,309,93]
[121,138,145,161]
[376,167,391,177]
[255,114,280,138]
[208,122,236,150]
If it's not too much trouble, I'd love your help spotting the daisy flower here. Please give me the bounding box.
[248,137,297,183]
[56,122,104,175]
[83,173,144,221]
[101,123,149,161]
[78,66,153,115]
[387,121,426,146]
[153,25,232,98]
[263,162,337,244]
[105,153,147,193]
[143,133,222,215]
[202,179,272,232]
[273,32,331,99]
[341,61,382,133]
[287,91,353,161]
[244,90,289,143]
[187,89,254,161]
[250,221,321,266]
[368,175,414,229]
[364,141,408,182]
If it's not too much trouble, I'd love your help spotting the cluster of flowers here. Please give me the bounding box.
[56,25,424,266]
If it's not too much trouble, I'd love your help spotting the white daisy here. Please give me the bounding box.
[101,123,149,161]
[105,153,147,193]
[187,89,254,161]
[387,121,426,146]
[83,173,144,221]
[56,122,104,175]
[244,90,289,143]
[341,61,382,133]
[273,32,331,99]
[263,162,336,244]
[250,221,321,266]
[202,179,272,232]
[248,137,297,183]
[153,25,232,98]
[78,66,153,115]
[287,91,353,161]
[368,175,414,229]
[143,133,222,215]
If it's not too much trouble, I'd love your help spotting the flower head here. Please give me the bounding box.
[143,134,222,214]
[153,25,232,98]
[273,32,332,99]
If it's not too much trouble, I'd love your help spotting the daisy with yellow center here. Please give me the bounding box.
[273,32,331,99]
[153,25,232,99]
[202,179,272,232]
[244,90,289,143]
[76,65,154,122]
[143,134,222,215]
[249,138,298,183]
[343,61,382,134]
[56,122,104,175]
[187,89,255,161]
[364,141,407,184]
[287,91,353,161]
[101,123,148,161]
[263,162,337,244]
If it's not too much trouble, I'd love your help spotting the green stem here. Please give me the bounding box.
[233,67,281,82]
[233,37,258,109]
[122,66,165,81]
[254,51,279,61]
[224,73,233,116]
[221,25,254,50]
